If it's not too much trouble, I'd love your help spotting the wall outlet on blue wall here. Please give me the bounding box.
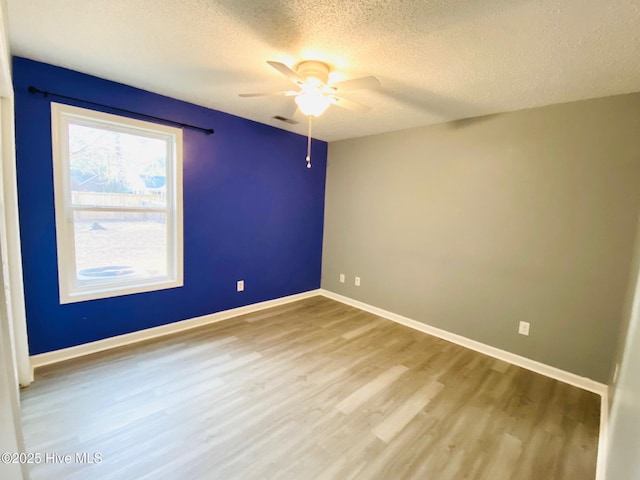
[237,280,245,292]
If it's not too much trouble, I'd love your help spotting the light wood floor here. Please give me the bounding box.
[21,296,600,479]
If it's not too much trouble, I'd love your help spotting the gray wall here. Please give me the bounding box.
[606,212,640,478]
[322,93,640,383]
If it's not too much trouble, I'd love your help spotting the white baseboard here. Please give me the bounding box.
[318,289,610,479]
[34,287,608,396]
[29,287,609,477]
[318,289,608,396]
[30,289,321,371]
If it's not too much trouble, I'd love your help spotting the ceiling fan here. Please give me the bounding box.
[239,60,381,118]
[240,60,380,168]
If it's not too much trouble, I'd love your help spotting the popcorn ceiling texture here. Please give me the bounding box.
[8,0,640,141]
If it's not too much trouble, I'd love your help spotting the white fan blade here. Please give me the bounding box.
[239,91,299,97]
[327,76,381,92]
[267,61,305,87]
[330,96,371,113]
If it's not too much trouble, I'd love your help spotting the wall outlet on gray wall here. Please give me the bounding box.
[518,321,530,336]
[339,274,345,283]
[355,276,361,286]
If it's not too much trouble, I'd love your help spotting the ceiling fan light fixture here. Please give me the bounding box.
[240,59,379,168]
[295,92,331,117]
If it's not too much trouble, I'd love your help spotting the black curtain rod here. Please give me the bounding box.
[28,86,215,135]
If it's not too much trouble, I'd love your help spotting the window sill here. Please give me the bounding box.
[59,278,183,304]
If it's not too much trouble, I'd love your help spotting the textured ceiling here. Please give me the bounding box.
[7,0,640,141]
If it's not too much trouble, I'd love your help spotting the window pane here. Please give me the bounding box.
[68,123,168,207]
[73,211,168,285]
[53,103,183,303]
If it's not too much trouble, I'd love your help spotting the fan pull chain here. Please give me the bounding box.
[306,116,312,169]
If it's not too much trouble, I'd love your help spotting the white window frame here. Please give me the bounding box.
[51,102,183,304]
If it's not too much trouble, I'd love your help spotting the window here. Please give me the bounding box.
[51,103,183,304]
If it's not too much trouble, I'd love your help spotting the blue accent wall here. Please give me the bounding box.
[13,57,327,355]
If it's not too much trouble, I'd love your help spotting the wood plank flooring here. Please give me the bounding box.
[20,296,600,479]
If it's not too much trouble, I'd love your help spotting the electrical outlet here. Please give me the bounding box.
[518,321,530,336]
[237,280,244,292]
[355,276,361,287]
[339,273,345,283]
